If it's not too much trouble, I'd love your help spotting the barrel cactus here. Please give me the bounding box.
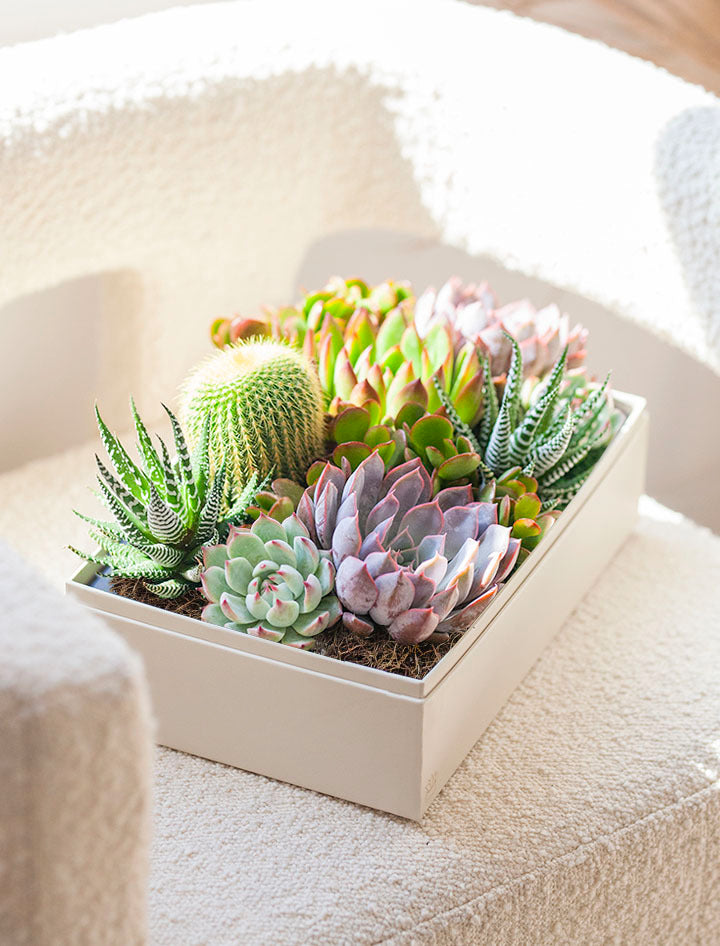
[71,401,261,598]
[179,339,326,504]
[200,514,341,648]
[296,451,518,643]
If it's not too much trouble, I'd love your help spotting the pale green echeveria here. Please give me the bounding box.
[200,513,341,649]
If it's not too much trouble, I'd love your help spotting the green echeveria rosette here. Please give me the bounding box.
[200,513,341,648]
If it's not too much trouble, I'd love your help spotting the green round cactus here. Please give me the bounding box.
[180,339,326,504]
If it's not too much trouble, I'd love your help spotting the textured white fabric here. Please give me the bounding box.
[0,0,718,417]
[2,441,720,945]
[2,1,720,942]
[0,540,153,946]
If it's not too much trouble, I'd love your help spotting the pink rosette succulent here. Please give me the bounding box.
[415,277,588,381]
[295,450,520,644]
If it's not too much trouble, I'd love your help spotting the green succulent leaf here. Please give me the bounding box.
[409,414,454,455]
[437,452,481,481]
[332,407,371,445]
[529,407,575,476]
[156,436,180,509]
[333,442,372,471]
[395,401,427,429]
[514,492,542,520]
[95,475,151,544]
[131,397,165,489]
[95,455,146,520]
[511,518,542,540]
[144,578,192,599]
[147,484,187,545]
[95,405,149,501]
[475,351,499,453]
[163,404,196,505]
[375,308,406,359]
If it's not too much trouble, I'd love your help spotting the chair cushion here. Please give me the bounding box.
[2,439,719,944]
[0,475,153,945]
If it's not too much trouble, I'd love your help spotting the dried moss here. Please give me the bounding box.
[313,625,462,679]
[110,575,205,619]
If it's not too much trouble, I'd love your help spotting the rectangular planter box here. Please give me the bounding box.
[67,391,648,820]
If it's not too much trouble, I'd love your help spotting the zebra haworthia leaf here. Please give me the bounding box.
[72,401,263,599]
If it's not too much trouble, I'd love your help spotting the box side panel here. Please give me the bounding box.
[91,609,425,819]
[419,411,648,815]
[67,571,425,699]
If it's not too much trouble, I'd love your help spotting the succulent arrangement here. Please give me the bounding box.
[72,271,622,672]
[210,276,412,350]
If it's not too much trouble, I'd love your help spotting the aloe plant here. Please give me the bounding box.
[435,335,616,509]
[71,402,263,598]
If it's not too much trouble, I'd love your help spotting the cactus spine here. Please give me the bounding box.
[180,339,326,504]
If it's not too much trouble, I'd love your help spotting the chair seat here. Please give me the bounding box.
[2,440,719,945]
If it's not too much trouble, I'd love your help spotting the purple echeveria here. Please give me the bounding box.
[296,450,519,644]
[415,277,587,380]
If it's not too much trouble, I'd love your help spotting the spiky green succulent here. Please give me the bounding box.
[71,401,262,598]
[179,339,326,506]
[435,335,616,508]
[200,514,341,648]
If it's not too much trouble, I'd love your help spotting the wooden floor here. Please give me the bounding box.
[475,0,720,93]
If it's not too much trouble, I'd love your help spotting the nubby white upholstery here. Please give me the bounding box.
[1,2,719,943]
[0,544,152,946]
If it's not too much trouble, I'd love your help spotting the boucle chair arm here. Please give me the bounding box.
[0,0,718,413]
[0,543,152,946]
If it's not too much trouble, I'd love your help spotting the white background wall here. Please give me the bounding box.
[0,0,226,46]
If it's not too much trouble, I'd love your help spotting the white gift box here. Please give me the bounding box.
[67,392,648,819]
